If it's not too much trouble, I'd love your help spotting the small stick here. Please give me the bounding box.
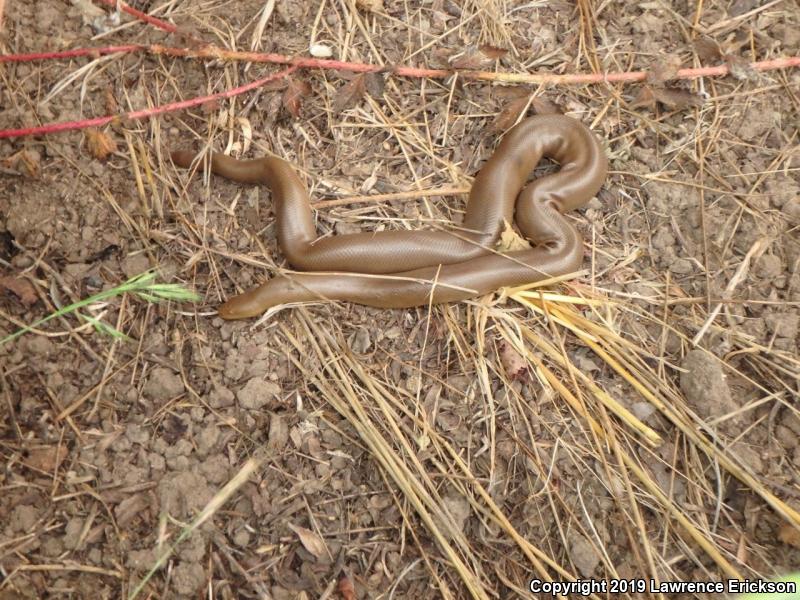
[2,42,798,85]
[0,45,141,62]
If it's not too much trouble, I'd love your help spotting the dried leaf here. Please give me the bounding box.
[236,117,252,155]
[694,38,722,62]
[530,96,561,115]
[630,85,657,109]
[85,128,117,160]
[449,45,492,70]
[778,523,800,548]
[430,48,454,69]
[262,78,289,93]
[364,71,386,98]
[355,0,383,11]
[115,494,149,527]
[333,73,367,114]
[25,445,69,472]
[494,86,530,101]
[498,341,528,381]
[19,150,40,177]
[104,86,118,114]
[0,275,38,307]
[479,44,508,60]
[2,149,41,177]
[651,86,704,110]
[338,573,356,600]
[283,77,312,118]
[646,54,683,84]
[724,54,757,80]
[287,523,328,560]
[491,96,530,132]
[496,220,529,252]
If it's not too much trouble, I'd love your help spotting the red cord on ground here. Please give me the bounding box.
[2,42,798,83]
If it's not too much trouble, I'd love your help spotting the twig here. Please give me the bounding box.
[0,65,297,139]
[2,41,798,85]
[0,45,141,62]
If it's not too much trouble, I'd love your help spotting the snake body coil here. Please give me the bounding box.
[171,115,607,319]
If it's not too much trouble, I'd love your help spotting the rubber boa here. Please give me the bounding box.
[171,114,607,319]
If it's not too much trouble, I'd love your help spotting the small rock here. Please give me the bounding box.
[679,349,738,424]
[172,562,206,596]
[8,505,39,533]
[163,439,193,458]
[63,262,91,282]
[631,401,657,421]
[233,528,251,547]
[199,454,230,485]
[782,198,800,224]
[568,532,600,577]
[209,385,235,408]
[237,378,281,410]
[651,228,675,250]
[63,517,84,550]
[774,425,797,450]
[148,452,166,471]
[196,425,219,455]
[783,411,800,437]
[669,258,694,275]
[125,423,149,445]
[755,254,782,279]
[158,471,212,518]
[731,441,763,473]
[127,548,157,571]
[440,494,470,539]
[143,367,185,402]
[445,375,472,393]
[122,253,152,279]
[21,336,54,356]
[764,312,799,340]
[178,532,206,562]
[42,536,64,557]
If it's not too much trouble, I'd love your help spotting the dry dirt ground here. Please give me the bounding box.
[1,0,799,598]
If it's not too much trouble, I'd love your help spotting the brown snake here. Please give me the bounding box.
[171,114,607,319]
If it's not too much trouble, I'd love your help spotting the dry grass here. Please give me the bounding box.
[1,0,799,598]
